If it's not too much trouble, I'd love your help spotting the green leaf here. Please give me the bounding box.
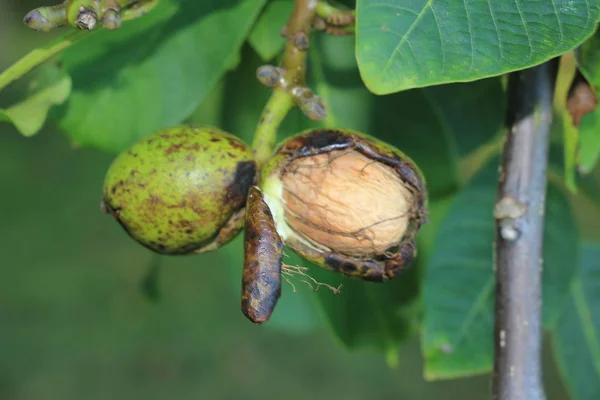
[577,30,600,89]
[549,142,600,216]
[573,30,600,174]
[563,112,580,191]
[579,108,600,173]
[423,159,579,379]
[248,0,293,61]
[356,0,600,94]
[424,79,505,157]
[0,30,87,94]
[553,243,600,400]
[309,257,422,366]
[55,0,266,153]
[0,65,71,137]
[544,184,580,328]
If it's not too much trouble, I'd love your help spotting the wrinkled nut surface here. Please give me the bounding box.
[103,125,256,254]
[256,128,428,282]
[281,150,413,256]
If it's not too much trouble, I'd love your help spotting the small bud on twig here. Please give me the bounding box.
[102,8,121,30]
[23,5,67,32]
[257,65,286,88]
[75,8,98,30]
[292,87,327,121]
[292,32,310,51]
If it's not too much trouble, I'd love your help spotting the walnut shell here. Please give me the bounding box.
[259,128,428,280]
[281,149,414,256]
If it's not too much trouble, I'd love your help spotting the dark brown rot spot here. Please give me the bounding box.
[281,128,353,157]
[324,253,385,281]
[324,254,342,272]
[359,143,402,165]
[225,137,248,151]
[397,163,425,192]
[384,241,416,279]
[341,261,358,273]
[226,161,257,206]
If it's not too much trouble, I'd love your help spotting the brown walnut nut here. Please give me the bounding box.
[281,149,415,257]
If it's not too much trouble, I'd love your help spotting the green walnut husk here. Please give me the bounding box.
[103,125,256,254]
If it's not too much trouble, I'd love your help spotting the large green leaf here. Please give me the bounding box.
[54,0,266,153]
[357,0,600,94]
[423,159,579,379]
[0,65,71,137]
[248,0,292,61]
[309,257,422,366]
[553,243,600,400]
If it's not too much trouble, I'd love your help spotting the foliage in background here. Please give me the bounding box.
[1,1,600,399]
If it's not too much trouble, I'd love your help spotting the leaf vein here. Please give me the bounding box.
[378,0,434,82]
[452,278,494,348]
[513,0,533,59]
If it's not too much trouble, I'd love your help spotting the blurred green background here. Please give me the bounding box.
[0,2,571,399]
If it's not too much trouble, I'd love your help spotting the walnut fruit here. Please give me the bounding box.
[103,125,256,254]
[242,128,428,323]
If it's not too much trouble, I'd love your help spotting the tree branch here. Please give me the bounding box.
[251,0,325,167]
[492,60,558,400]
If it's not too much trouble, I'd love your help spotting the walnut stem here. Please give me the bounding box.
[492,60,558,400]
[251,0,320,167]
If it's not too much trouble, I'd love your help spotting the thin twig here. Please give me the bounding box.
[251,0,321,167]
[492,60,558,400]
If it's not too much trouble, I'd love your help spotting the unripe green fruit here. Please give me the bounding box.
[103,125,256,254]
